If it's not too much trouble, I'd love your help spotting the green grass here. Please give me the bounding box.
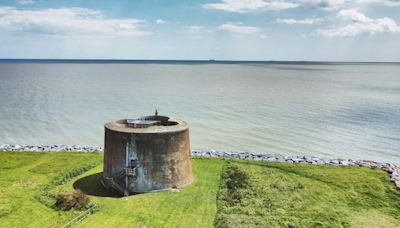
[0,152,399,227]
[0,152,225,228]
[70,158,225,227]
[0,152,102,227]
[215,160,400,227]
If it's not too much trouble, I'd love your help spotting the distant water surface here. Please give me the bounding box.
[0,61,399,164]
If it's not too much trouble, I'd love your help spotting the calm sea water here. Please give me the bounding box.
[0,61,399,164]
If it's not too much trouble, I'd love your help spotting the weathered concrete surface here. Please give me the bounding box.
[103,116,193,194]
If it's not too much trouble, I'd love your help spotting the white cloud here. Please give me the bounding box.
[17,0,35,5]
[202,0,400,13]
[305,0,346,10]
[337,9,370,22]
[276,18,322,25]
[0,7,150,36]
[203,0,299,13]
[156,19,166,24]
[381,0,400,6]
[184,25,212,34]
[259,34,268,38]
[218,22,260,34]
[356,0,400,7]
[298,0,400,10]
[203,0,400,13]
[317,9,400,37]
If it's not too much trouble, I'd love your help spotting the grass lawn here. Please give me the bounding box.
[0,152,102,227]
[0,151,399,227]
[67,158,225,227]
[215,160,400,227]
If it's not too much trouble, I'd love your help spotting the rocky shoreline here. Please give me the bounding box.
[192,149,400,189]
[0,144,103,152]
[1,144,399,189]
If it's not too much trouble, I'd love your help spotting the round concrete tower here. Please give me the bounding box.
[102,115,192,195]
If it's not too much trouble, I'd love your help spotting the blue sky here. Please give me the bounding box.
[0,0,400,61]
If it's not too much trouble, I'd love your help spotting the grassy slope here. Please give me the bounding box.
[216,160,400,227]
[68,158,225,227]
[1,152,399,227]
[0,152,225,228]
[0,152,102,227]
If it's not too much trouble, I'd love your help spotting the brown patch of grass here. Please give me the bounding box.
[55,189,90,211]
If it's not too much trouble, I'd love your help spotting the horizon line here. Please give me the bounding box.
[0,58,399,64]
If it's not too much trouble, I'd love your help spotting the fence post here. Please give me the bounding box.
[60,205,98,228]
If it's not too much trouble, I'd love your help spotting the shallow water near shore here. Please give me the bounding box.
[0,61,399,164]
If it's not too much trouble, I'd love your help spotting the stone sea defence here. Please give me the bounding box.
[1,144,399,189]
[191,149,400,190]
[0,144,103,152]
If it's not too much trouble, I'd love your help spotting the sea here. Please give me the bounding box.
[0,60,399,164]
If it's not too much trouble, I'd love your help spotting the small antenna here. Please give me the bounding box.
[155,109,158,116]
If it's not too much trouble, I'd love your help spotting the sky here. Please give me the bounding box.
[0,0,400,61]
